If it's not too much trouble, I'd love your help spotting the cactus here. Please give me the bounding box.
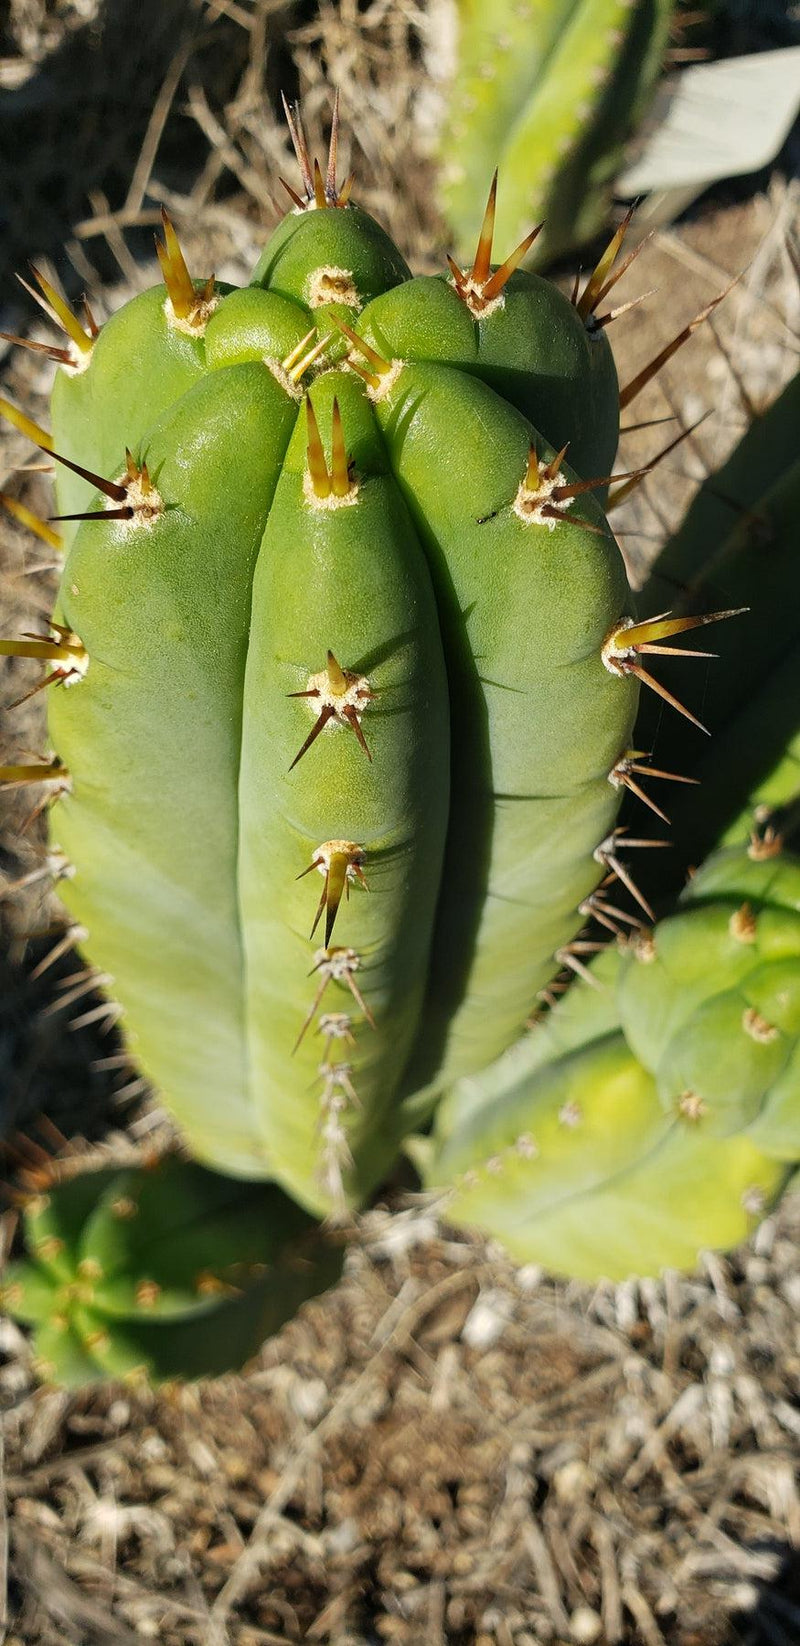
[439,0,676,271]
[0,99,742,1244]
[0,1157,343,1384]
[423,375,800,1278]
[424,833,799,1280]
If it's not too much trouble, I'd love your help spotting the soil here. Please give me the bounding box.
[1,4,799,1643]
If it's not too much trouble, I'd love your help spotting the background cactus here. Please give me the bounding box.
[439,0,676,271]
[0,1157,343,1385]
[424,375,800,1278]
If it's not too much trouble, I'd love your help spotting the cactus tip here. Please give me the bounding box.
[448,173,543,314]
[155,209,217,332]
[281,89,352,210]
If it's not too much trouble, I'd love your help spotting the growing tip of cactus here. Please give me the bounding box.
[155,208,218,334]
[304,395,356,502]
[446,170,543,317]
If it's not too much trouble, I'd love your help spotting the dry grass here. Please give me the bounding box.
[3,1199,800,1645]
[1,3,800,1642]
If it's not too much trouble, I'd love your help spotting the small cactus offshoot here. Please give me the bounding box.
[1,1158,343,1385]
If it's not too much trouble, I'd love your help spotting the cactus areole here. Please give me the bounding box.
[2,101,734,1220]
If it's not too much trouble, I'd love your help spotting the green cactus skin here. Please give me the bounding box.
[49,365,299,1178]
[367,359,636,1111]
[618,845,800,1155]
[423,375,800,1277]
[4,117,712,1220]
[0,1159,343,1385]
[441,0,675,271]
[250,200,412,308]
[357,268,620,481]
[425,845,794,1281]
[49,285,213,543]
[239,368,450,1209]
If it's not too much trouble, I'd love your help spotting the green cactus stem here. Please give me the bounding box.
[0,101,732,1221]
[0,1157,343,1385]
[440,0,676,270]
[423,376,800,1276]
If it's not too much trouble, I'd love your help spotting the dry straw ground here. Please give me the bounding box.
[1,3,799,1642]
